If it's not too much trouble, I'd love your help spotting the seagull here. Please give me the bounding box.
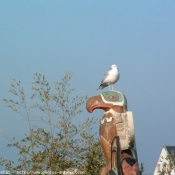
[97,64,119,90]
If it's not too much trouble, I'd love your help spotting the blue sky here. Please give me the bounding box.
[0,0,175,173]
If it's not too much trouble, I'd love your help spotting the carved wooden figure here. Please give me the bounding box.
[86,91,139,175]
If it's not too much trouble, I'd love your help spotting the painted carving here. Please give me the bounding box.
[86,90,139,175]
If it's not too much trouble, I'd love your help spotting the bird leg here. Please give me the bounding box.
[108,83,110,90]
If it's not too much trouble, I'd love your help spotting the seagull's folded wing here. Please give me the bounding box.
[101,71,110,83]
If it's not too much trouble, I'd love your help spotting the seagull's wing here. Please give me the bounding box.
[101,70,110,83]
[97,70,110,90]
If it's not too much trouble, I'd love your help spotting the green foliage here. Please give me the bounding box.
[159,150,175,175]
[139,163,144,175]
[139,162,149,175]
[0,72,105,174]
[82,138,105,175]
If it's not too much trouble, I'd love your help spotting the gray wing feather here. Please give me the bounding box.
[101,71,110,83]
[98,82,108,90]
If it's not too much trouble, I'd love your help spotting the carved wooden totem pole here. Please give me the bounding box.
[86,90,139,175]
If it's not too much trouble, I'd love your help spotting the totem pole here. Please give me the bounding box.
[86,90,139,175]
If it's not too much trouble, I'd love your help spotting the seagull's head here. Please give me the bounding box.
[110,64,117,70]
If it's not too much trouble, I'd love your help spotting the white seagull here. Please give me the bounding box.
[97,64,119,90]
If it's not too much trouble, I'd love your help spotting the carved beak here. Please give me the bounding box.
[86,95,113,113]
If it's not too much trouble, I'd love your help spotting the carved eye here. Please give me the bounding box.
[107,95,117,100]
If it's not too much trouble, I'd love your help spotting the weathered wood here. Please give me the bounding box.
[86,90,139,175]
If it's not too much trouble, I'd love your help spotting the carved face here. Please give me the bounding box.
[86,90,127,113]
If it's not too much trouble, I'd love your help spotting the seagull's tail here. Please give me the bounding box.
[97,83,107,90]
[97,87,102,90]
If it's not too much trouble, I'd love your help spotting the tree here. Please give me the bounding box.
[139,163,149,175]
[159,150,175,175]
[0,72,105,174]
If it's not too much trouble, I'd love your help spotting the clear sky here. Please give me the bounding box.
[0,0,175,173]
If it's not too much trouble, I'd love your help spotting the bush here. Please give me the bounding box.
[0,72,105,174]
